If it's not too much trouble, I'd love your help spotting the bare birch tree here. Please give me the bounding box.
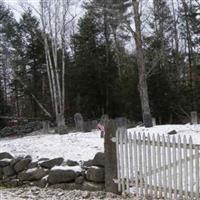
[40,0,75,130]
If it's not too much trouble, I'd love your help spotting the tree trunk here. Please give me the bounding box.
[132,0,152,127]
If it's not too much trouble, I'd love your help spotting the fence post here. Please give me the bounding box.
[104,119,119,194]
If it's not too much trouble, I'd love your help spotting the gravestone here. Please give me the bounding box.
[191,111,198,125]
[115,117,127,128]
[74,113,84,131]
[152,118,156,126]
[42,120,50,134]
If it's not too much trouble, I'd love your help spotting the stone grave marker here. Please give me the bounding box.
[74,113,84,131]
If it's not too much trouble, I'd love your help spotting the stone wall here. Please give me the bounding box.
[0,152,105,192]
[0,121,43,137]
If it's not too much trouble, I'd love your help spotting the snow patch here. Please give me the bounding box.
[52,165,82,172]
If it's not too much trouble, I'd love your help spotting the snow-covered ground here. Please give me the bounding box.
[129,124,200,144]
[0,130,104,161]
[1,124,200,161]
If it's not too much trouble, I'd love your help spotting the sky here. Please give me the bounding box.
[4,0,84,21]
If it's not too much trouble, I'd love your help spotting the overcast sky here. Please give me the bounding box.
[4,0,84,21]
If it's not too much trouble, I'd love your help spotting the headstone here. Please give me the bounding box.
[74,113,84,131]
[191,111,198,125]
[152,118,156,126]
[143,113,153,127]
[115,117,127,128]
[42,120,50,134]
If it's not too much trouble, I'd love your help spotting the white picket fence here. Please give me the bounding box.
[114,128,200,199]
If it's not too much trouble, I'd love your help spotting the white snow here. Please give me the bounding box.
[52,165,82,172]
[1,124,200,162]
[0,130,103,161]
[129,124,200,144]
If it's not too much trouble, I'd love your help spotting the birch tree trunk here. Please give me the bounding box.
[40,0,74,131]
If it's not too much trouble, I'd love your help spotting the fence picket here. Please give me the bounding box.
[124,130,130,193]
[143,133,148,196]
[178,136,183,197]
[162,135,167,197]
[189,136,194,199]
[172,136,177,199]
[148,133,152,196]
[157,135,162,198]
[116,129,121,192]
[133,132,139,196]
[195,146,199,199]
[152,134,157,197]
[128,132,134,188]
[138,133,143,195]
[183,136,188,198]
[119,129,125,194]
[167,135,172,199]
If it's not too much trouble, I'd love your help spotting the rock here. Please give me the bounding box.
[39,157,64,169]
[75,176,84,184]
[0,152,14,160]
[86,166,105,183]
[66,160,79,166]
[3,165,15,177]
[28,161,38,169]
[18,168,48,181]
[82,181,105,191]
[0,159,12,167]
[33,176,48,188]
[92,152,105,167]
[168,130,177,135]
[48,169,76,184]
[14,158,32,172]
[10,157,23,167]
[82,160,93,168]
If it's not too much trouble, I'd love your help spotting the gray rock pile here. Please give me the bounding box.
[0,151,105,192]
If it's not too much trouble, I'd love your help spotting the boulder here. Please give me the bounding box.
[0,159,12,167]
[39,157,64,169]
[86,166,105,183]
[3,165,15,177]
[92,152,105,167]
[14,158,32,172]
[66,160,79,166]
[0,152,14,160]
[18,168,48,181]
[48,169,76,184]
